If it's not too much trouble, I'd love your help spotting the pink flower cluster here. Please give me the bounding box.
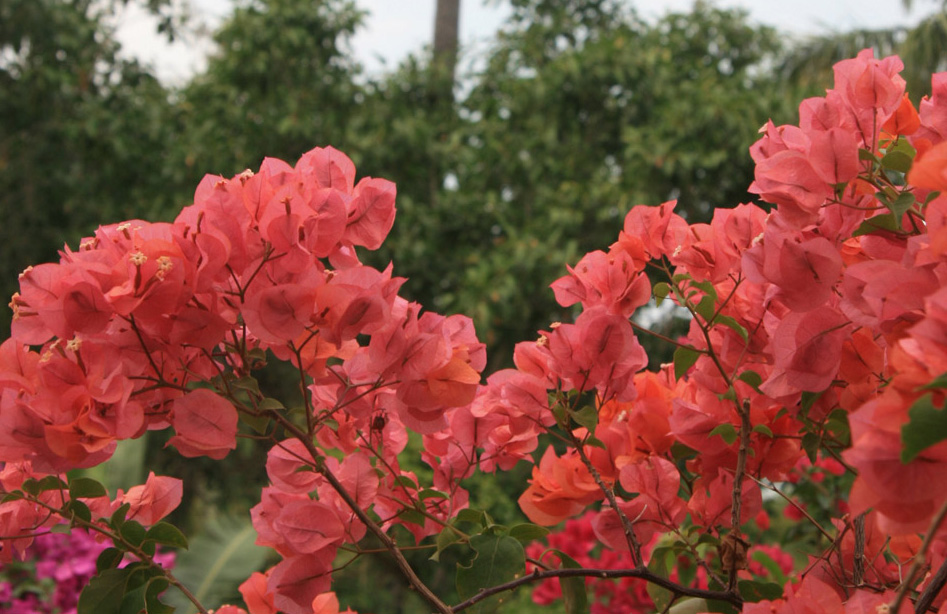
[0,527,174,614]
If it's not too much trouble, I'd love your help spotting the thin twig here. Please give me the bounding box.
[265,408,453,614]
[890,499,947,612]
[567,430,643,567]
[450,566,743,612]
[727,399,751,591]
[750,476,834,542]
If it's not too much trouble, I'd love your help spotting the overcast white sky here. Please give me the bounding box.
[113,0,944,84]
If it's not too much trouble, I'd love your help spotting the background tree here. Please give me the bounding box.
[0,0,179,332]
[432,0,461,94]
[174,0,365,187]
[367,0,794,369]
[778,0,947,98]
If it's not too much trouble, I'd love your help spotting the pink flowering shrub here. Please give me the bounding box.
[0,527,174,614]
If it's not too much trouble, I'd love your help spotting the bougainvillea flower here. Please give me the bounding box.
[122,472,183,527]
[167,389,238,460]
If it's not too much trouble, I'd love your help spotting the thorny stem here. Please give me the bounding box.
[890,498,947,613]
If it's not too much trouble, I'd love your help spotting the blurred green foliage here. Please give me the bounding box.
[362,0,798,370]
[0,0,182,331]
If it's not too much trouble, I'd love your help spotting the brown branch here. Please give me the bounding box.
[916,556,947,613]
[451,566,743,613]
[727,399,752,591]
[567,430,643,567]
[890,499,947,612]
[264,409,452,614]
[750,476,834,542]
[315,461,452,614]
[853,513,866,587]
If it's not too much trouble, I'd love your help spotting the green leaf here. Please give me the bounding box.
[419,489,450,501]
[23,475,66,495]
[858,148,880,162]
[737,370,762,390]
[69,476,108,499]
[111,503,131,528]
[144,522,189,550]
[673,346,701,380]
[78,568,131,614]
[231,376,261,395]
[1,491,24,503]
[881,150,913,173]
[689,280,718,302]
[119,567,168,614]
[887,191,916,226]
[395,474,419,490]
[258,397,285,411]
[456,534,526,614]
[570,406,598,432]
[144,577,174,614]
[239,411,270,435]
[737,579,784,602]
[551,403,569,428]
[852,213,899,237]
[901,393,947,463]
[709,423,738,445]
[508,523,550,543]
[246,348,268,367]
[456,508,487,526]
[889,137,917,159]
[920,372,947,391]
[752,424,774,438]
[65,499,93,524]
[670,442,698,461]
[669,599,711,614]
[546,549,588,614]
[715,315,748,343]
[653,281,671,306]
[750,549,787,586]
[96,548,125,572]
[431,526,464,561]
[800,391,823,414]
[40,474,68,492]
[399,508,428,527]
[826,409,851,444]
[647,546,674,611]
[120,520,147,548]
[585,435,607,450]
[695,295,716,321]
[801,432,820,464]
